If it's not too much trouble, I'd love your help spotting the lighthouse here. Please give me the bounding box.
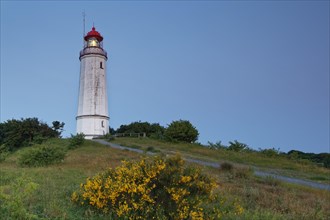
[76,26,109,139]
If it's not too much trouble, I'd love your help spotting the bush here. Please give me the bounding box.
[0,177,39,219]
[233,167,254,180]
[260,176,281,187]
[228,140,249,152]
[208,141,226,150]
[145,146,160,153]
[287,150,330,168]
[99,133,115,141]
[18,145,66,167]
[259,148,280,157]
[68,133,85,149]
[221,162,234,171]
[0,118,64,151]
[165,120,199,143]
[226,166,253,181]
[72,156,243,219]
[0,144,10,162]
[116,121,165,138]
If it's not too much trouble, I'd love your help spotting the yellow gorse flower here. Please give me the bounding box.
[71,155,243,219]
[180,175,192,183]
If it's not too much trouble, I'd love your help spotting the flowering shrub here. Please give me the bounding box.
[72,155,243,219]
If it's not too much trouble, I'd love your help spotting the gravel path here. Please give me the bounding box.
[93,139,330,191]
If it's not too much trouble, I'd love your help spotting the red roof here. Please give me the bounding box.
[84,26,103,42]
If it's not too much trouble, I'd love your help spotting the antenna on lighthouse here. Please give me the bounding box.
[82,10,86,45]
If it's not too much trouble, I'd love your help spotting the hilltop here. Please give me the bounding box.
[0,137,329,219]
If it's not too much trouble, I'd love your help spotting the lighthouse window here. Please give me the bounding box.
[88,38,99,47]
[101,121,104,127]
[100,62,103,69]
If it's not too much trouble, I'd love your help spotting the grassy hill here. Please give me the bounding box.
[0,137,329,219]
[111,138,330,184]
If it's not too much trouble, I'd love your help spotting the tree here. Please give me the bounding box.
[207,141,226,150]
[287,150,330,168]
[109,127,116,135]
[228,140,248,152]
[0,118,64,151]
[165,120,199,143]
[116,121,165,137]
[52,121,65,137]
[259,147,280,157]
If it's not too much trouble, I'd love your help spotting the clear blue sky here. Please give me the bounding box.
[1,1,329,153]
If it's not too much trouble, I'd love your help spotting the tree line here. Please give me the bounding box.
[0,117,329,168]
[0,118,64,151]
[112,120,199,143]
[112,121,329,168]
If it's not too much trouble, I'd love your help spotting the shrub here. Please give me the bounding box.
[72,156,243,219]
[233,167,253,180]
[221,162,234,171]
[116,121,165,138]
[68,133,85,149]
[226,166,253,181]
[165,120,199,143]
[261,176,281,187]
[228,140,249,152]
[0,144,10,162]
[145,146,160,153]
[208,141,226,150]
[287,150,330,168]
[0,118,64,151]
[259,148,280,157]
[0,177,39,219]
[99,133,115,141]
[18,145,66,167]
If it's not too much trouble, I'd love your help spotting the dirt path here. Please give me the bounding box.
[93,139,330,191]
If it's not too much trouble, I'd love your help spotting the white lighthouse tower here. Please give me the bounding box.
[76,26,109,139]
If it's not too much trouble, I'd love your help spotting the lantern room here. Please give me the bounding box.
[84,26,104,48]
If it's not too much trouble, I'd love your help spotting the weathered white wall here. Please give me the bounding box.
[76,116,109,139]
[76,51,109,138]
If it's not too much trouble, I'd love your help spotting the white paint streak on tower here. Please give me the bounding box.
[76,26,109,139]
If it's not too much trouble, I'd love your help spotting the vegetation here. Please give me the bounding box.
[114,120,329,168]
[114,121,329,169]
[112,138,330,183]
[287,150,330,168]
[113,120,199,143]
[0,118,64,151]
[164,120,199,143]
[68,133,85,149]
[220,162,234,171]
[227,140,249,152]
[72,155,243,219]
[205,140,329,169]
[18,144,66,167]
[1,138,329,219]
[116,121,165,138]
[0,176,39,219]
[0,117,329,219]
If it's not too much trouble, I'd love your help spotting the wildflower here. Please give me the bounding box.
[71,155,243,219]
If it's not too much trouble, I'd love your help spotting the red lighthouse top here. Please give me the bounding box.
[84,26,103,42]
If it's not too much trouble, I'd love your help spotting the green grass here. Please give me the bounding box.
[111,137,330,183]
[0,139,140,219]
[0,138,329,219]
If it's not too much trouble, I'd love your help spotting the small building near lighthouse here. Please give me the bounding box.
[76,26,109,139]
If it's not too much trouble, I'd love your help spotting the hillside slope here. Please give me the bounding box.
[0,138,329,219]
[94,139,330,190]
[110,137,330,184]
